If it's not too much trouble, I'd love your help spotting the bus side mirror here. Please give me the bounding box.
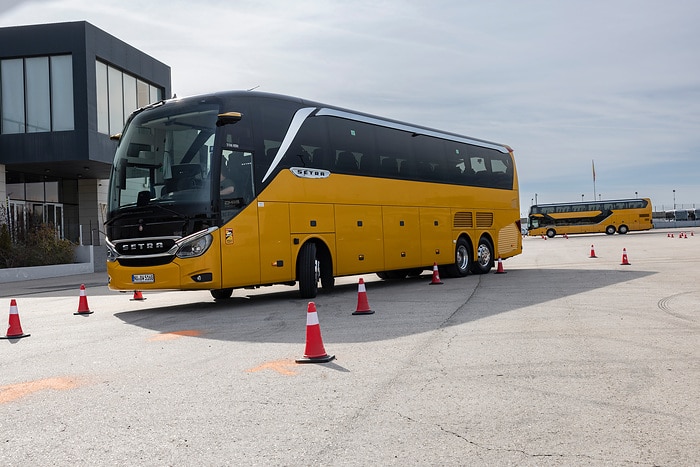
[216,112,243,127]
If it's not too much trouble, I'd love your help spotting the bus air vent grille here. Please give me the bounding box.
[453,212,473,228]
[476,212,494,228]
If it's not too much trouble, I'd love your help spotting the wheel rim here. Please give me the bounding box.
[477,243,491,267]
[456,245,469,272]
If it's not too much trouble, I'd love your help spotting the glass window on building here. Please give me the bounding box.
[1,58,25,134]
[1,55,74,134]
[96,60,164,135]
[123,74,137,118]
[96,61,109,134]
[25,56,51,132]
[51,55,74,131]
[108,66,124,136]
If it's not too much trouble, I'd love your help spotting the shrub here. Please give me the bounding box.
[0,223,75,268]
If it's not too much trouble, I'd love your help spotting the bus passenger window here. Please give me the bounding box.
[379,157,398,176]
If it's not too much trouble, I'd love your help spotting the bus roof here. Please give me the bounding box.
[146,90,512,154]
[531,198,650,209]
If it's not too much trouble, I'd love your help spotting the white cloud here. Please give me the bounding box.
[1,0,699,210]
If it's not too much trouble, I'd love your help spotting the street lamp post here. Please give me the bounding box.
[673,189,676,210]
[581,194,584,202]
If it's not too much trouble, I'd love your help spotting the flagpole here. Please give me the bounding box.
[592,160,597,201]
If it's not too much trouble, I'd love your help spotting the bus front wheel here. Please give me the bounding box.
[546,228,556,238]
[298,242,319,299]
[210,288,233,300]
[444,237,472,277]
[470,237,494,274]
[605,225,616,235]
[618,225,629,234]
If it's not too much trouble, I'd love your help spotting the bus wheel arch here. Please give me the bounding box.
[546,228,556,238]
[618,224,629,234]
[296,239,334,298]
[471,234,494,274]
[605,225,616,235]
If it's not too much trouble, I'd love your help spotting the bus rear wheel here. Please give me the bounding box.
[470,236,493,274]
[618,225,629,234]
[605,225,616,235]
[298,242,319,298]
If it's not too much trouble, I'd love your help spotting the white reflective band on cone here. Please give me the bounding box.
[306,312,319,326]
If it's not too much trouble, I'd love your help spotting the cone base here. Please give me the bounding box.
[73,311,94,315]
[130,298,147,301]
[429,280,443,285]
[352,309,375,315]
[621,263,631,266]
[589,255,597,258]
[494,270,507,274]
[1,333,30,339]
[295,354,335,364]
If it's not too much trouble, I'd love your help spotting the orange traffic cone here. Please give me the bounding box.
[494,256,506,274]
[429,262,443,285]
[620,248,631,265]
[130,290,146,301]
[295,302,335,364]
[1,299,30,339]
[352,278,374,315]
[74,284,94,315]
[564,233,568,239]
[589,245,597,258]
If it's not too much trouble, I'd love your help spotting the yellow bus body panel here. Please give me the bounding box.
[335,204,384,275]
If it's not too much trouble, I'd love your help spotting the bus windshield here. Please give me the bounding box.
[108,102,220,214]
[107,98,256,242]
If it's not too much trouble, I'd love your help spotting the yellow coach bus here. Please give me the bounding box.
[106,91,522,299]
[527,198,653,238]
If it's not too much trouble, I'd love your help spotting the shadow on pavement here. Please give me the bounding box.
[114,267,655,344]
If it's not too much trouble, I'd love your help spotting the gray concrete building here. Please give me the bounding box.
[0,21,171,246]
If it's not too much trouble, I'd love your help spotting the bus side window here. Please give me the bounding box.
[359,153,378,174]
[379,157,399,176]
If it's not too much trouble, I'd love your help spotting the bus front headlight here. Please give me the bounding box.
[105,238,120,262]
[175,228,216,259]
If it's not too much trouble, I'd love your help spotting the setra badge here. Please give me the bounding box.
[225,228,234,245]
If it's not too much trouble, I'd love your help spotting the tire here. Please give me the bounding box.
[605,225,616,235]
[210,288,233,300]
[444,237,472,277]
[470,236,494,274]
[618,225,629,234]
[546,228,556,238]
[318,247,335,290]
[298,242,319,298]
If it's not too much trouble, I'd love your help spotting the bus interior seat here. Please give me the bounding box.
[335,151,358,172]
[359,153,378,173]
[380,157,399,176]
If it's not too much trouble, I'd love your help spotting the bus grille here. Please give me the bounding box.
[453,212,473,228]
[476,212,494,228]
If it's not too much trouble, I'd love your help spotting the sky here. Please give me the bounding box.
[2,0,699,215]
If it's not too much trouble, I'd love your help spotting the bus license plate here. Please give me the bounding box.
[132,274,155,284]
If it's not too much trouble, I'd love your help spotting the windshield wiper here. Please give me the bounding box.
[105,204,188,226]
